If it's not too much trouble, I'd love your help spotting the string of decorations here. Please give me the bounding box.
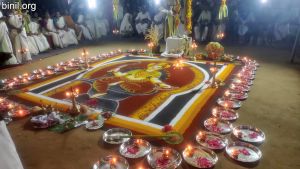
[184,0,193,34]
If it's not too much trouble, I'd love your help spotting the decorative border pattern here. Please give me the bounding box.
[14,55,235,135]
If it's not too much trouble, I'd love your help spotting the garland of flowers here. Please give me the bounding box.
[185,0,192,34]
[218,0,228,20]
[174,0,181,33]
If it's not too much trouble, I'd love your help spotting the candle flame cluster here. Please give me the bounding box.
[148,42,154,49]
[191,41,198,49]
[17,48,29,54]
[173,59,184,69]
[217,32,225,39]
[66,88,80,97]
[209,67,217,73]
[112,29,120,35]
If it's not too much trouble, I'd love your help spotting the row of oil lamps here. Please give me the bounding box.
[0,49,148,90]
[0,97,30,123]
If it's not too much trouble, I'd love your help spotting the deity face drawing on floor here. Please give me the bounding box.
[90,62,175,97]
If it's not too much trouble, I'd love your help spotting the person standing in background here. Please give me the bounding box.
[27,14,50,52]
[0,10,18,65]
[120,12,134,37]
[76,11,93,40]
[135,6,151,36]
[197,6,212,42]
[55,11,78,47]
[43,12,64,49]
[8,9,32,63]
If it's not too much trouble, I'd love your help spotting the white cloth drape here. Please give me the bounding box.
[28,22,50,52]
[77,14,93,40]
[45,18,64,48]
[120,13,133,35]
[55,16,78,47]
[135,12,151,35]
[8,13,32,63]
[95,18,109,38]
[0,17,18,64]
[0,121,24,169]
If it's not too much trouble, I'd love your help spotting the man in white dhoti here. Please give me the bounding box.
[28,16,50,52]
[120,13,133,36]
[76,12,93,40]
[153,10,166,40]
[0,10,18,65]
[135,7,151,35]
[8,10,32,63]
[195,7,211,41]
[44,12,64,48]
[55,12,78,47]
[94,11,109,39]
[84,13,96,39]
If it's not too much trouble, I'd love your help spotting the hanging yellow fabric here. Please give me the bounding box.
[218,0,228,20]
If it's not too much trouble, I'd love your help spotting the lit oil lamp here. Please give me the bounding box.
[224,102,229,110]
[8,82,15,89]
[162,149,170,160]
[212,107,218,115]
[217,32,225,40]
[231,149,239,159]
[21,78,28,84]
[198,131,207,142]
[212,118,218,126]
[18,48,29,55]
[148,42,154,49]
[66,87,80,115]
[81,48,90,69]
[230,84,237,91]
[112,29,119,35]
[46,70,54,76]
[173,59,184,69]
[135,139,142,145]
[209,65,219,88]
[186,145,194,157]
[10,107,29,118]
[224,90,231,98]
[148,42,154,56]
[191,41,198,60]
[23,73,29,78]
[8,103,14,109]
[109,157,117,169]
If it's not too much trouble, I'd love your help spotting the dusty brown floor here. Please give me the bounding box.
[1,41,300,169]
